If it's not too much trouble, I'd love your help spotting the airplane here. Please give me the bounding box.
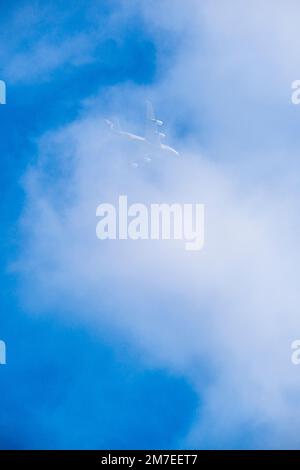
[105,101,180,167]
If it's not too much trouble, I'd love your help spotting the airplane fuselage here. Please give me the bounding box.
[120,131,179,157]
[105,102,180,165]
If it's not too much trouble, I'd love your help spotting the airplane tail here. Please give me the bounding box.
[146,100,155,122]
[104,118,121,133]
[146,100,163,126]
[145,100,164,145]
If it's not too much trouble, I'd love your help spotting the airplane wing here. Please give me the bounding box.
[145,100,164,145]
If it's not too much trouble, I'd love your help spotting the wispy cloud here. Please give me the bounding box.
[16,0,300,449]
[0,0,136,83]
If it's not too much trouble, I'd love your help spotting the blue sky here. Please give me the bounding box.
[0,0,198,450]
[2,0,300,450]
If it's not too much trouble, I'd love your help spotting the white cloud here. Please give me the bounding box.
[17,0,300,448]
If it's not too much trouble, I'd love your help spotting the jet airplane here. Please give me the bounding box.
[105,101,180,167]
